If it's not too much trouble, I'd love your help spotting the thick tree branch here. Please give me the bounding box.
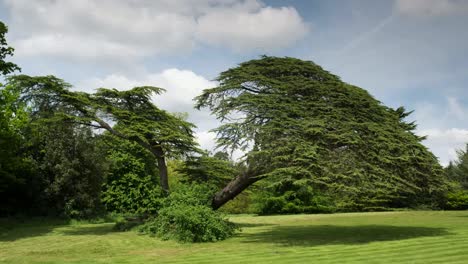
[212,169,266,210]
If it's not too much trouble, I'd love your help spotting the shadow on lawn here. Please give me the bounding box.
[242,225,450,247]
[236,222,275,228]
[0,219,116,241]
[0,218,69,242]
[59,224,115,236]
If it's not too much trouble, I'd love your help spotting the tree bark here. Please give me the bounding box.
[211,171,265,210]
[155,151,169,193]
[146,145,169,193]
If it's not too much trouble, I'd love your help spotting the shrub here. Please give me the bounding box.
[162,183,215,207]
[445,191,468,210]
[253,184,336,215]
[102,142,165,215]
[138,204,237,242]
[138,184,237,243]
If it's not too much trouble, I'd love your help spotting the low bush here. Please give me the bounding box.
[445,190,468,210]
[137,184,237,242]
[138,204,236,242]
[254,184,336,215]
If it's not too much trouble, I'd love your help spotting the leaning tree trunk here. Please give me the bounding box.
[212,171,265,210]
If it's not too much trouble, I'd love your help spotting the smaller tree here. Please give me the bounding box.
[446,144,468,190]
[32,122,107,218]
[8,75,199,192]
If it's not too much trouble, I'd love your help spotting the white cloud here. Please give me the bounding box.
[395,0,468,16]
[196,6,308,51]
[195,131,217,151]
[3,0,308,60]
[413,97,468,166]
[417,128,468,166]
[447,97,466,121]
[15,34,148,59]
[77,68,253,160]
[77,68,216,119]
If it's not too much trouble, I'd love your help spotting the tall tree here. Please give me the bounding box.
[7,75,198,192]
[196,56,445,210]
[0,21,20,75]
[0,21,25,216]
[31,120,108,217]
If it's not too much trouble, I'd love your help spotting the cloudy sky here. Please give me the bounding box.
[1,0,467,165]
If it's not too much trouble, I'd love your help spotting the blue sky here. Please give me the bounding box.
[1,0,467,165]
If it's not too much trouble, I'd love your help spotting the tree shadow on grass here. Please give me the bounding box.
[0,218,69,242]
[59,223,115,236]
[241,225,450,247]
[0,219,117,241]
[235,222,275,228]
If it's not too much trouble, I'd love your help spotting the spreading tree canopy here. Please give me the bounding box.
[196,56,446,210]
[7,75,198,192]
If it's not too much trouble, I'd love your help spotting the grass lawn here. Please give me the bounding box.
[1,211,468,263]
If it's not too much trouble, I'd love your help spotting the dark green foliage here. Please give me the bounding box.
[102,139,164,215]
[254,181,336,215]
[2,73,198,216]
[196,56,446,212]
[0,104,107,217]
[0,22,26,216]
[1,75,106,217]
[7,75,199,192]
[138,184,237,242]
[35,124,107,218]
[0,84,51,216]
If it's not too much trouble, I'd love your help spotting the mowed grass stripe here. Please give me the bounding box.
[155,239,468,264]
[310,244,468,264]
[166,234,468,263]
[156,237,468,262]
[1,211,468,264]
[168,244,468,264]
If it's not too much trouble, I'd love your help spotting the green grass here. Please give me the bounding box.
[1,211,468,263]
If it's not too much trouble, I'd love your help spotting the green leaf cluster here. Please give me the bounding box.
[177,151,238,188]
[102,139,164,215]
